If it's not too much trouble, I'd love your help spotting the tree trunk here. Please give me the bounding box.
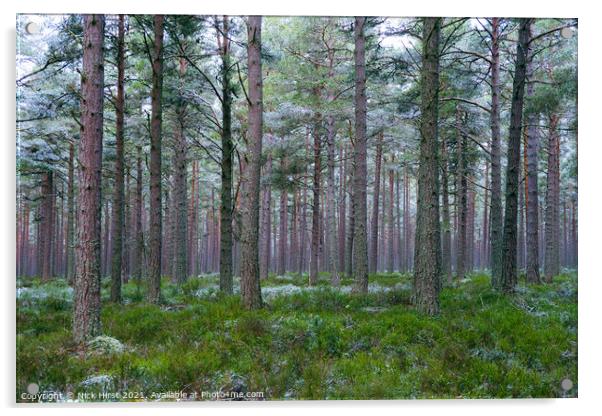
[544,113,561,281]
[413,17,442,315]
[133,145,144,284]
[147,14,164,303]
[338,145,347,273]
[278,184,288,275]
[489,17,504,287]
[173,56,189,285]
[499,18,531,293]
[309,110,322,286]
[387,157,395,273]
[219,17,234,294]
[240,15,263,309]
[456,107,467,280]
[326,114,340,285]
[525,52,541,283]
[441,136,452,282]
[39,170,54,281]
[352,17,369,293]
[260,156,272,278]
[73,14,104,343]
[369,131,383,273]
[110,14,125,302]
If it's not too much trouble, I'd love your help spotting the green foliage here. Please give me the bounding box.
[17,272,577,401]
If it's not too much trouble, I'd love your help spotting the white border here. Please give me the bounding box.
[2,1,600,415]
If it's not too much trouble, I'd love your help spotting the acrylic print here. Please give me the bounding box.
[16,15,577,402]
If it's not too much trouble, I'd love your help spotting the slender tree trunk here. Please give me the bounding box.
[148,15,164,303]
[369,131,383,273]
[133,146,143,284]
[240,15,263,309]
[338,145,347,273]
[441,137,452,282]
[326,114,340,285]
[544,113,561,281]
[456,108,467,280]
[173,56,189,285]
[387,157,395,273]
[352,17,369,293]
[278,183,287,275]
[73,14,104,343]
[309,110,322,286]
[110,14,125,302]
[40,170,54,281]
[188,161,198,276]
[490,17,504,287]
[413,17,442,314]
[219,16,234,294]
[260,157,272,278]
[525,55,541,283]
[499,18,531,293]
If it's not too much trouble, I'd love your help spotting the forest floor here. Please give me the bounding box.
[16,270,577,401]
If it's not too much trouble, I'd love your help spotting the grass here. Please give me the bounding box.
[16,271,577,401]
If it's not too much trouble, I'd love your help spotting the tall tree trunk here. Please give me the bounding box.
[387,157,395,273]
[481,161,490,270]
[326,114,340,285]
[413,17,442,315]
[278,187,288,276]
[338,145,347,273]
[110,14,125,302]
[260,156,272,278]
[173,56,189,285]
[352,17,369,293]
[369,132,383,273]
[441,136,452,282]
[489,17,504,287]
[240,15,263,309]
[219,16,234,294]
[40,170,54,281]
[188,160,198,276]
[499,18,531,293]
[148,14,164,303]
[309,111,322,286]
[73,14,104,343]
[525,54,541,283]
[455,107,467,280]
[544,113,561,281]
[133,145,144,284]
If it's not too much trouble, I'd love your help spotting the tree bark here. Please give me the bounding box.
[326,114,340,285]
[39,170,54,281]
[441,136,452,282]
[544,113,561,281]
[309,110,322,286]
[499,18,531,293]
[387,156,395,273]
[369,131,383,273]
[455,107,467,280]
[173,55,189,285]
[240,15,263,309]
[525,54,541,283]
[73,14,104,343]
[489,18,504,287]
[352,17,369,293]
[413,17,442,315]
[110,14,125,302]
[148,14,164,303]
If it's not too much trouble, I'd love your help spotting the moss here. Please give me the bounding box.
[16,271,577,401]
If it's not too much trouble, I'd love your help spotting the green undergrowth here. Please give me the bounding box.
[16,271,577,401]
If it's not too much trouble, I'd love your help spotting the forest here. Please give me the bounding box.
[16,15,577,401]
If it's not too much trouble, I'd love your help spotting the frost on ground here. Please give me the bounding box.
[86,336,125,355]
